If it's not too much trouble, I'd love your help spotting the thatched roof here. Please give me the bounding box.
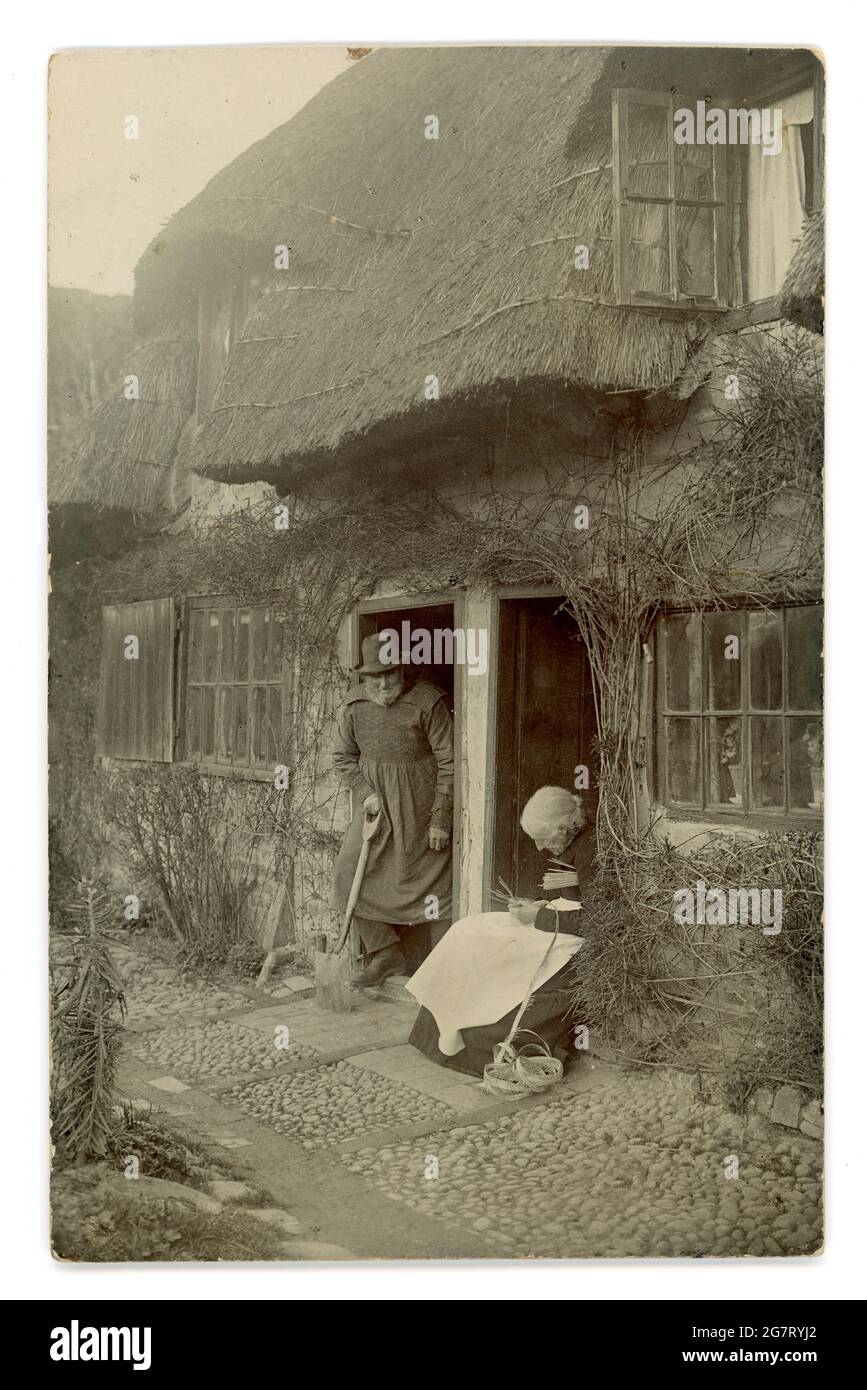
[107,45,818,492]
[779,210,824,334]
[52,321,198,514]
[47,288,134,503]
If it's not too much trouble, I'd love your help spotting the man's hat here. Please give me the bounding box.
[352,633,402,676]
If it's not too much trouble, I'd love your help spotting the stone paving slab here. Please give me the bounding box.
[237,998,411,1035]
[431,1085,496,1114]
[350,1047,437,1077]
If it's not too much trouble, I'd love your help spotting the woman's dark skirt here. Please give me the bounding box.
[407,961,576,1079]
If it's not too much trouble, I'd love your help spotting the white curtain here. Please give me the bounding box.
[746,86,814,300]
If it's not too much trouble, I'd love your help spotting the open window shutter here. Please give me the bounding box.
[612,88,676,307]
[96,598,176,761]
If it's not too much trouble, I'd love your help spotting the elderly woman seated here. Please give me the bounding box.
[407,786,593,1077]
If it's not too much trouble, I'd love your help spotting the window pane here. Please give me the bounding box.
[266,685,282,764]
[676,204,716,299]
[704,612,743,710]
[674,135,714,201]
[187,608,204,682]
[185,686,201,760]
[706,716,744,806]
[664,613,701,709]
[750,716,784,809]
[232,687,250,766]
[220,610,235,682]
[628,102,670,198]
[787,606,823,710]
[216,686,234,763]
[235,609,251,681]
[664,718,700,803]
[624,201,672,299]
[749,610,782,709]
[788,717,823,810]
[251,685,266,765]
[268,614,284,680]
[204,611,220,682]
[200,687,215,759]
[252,609,269,681]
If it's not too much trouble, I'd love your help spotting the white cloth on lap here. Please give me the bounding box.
[405,911,584,1056]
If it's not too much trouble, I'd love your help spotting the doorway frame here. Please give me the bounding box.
[484,584,575,909]
[350,588,465,926]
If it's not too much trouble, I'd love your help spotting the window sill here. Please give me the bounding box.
[177,760,281,783]
[660,804,822,832]
[716,297,782,333]
[608,298,782,328]
[98,755,281,784]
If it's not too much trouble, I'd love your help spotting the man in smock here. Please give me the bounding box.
[331,634,454,987]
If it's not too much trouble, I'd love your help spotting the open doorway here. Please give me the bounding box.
[353,596,459,970]
[491,595,598,906]
[356,600,457,716]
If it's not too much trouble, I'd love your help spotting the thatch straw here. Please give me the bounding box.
[123,45,815,490]
[47,288,134,505]
[779,210,824,334]
[58,46,817,496]
[53,330,197,514]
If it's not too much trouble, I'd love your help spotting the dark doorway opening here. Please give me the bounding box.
[357,602,456,715]
[354,599,458,971]
[491,596,598,906]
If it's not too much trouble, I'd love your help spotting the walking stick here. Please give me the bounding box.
[333,809,382,955]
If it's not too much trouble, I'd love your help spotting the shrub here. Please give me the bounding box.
[51,879,126,1164]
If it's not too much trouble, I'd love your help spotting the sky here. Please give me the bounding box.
[48,45,354,297]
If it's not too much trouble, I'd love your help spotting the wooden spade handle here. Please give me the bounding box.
[333,810,381,954]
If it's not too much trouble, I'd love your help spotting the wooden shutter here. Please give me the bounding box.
[96,599,176,761]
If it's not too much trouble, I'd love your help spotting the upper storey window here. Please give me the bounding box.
[611,74,820,310]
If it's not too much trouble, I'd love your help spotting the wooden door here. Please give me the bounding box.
[491,597,597,903]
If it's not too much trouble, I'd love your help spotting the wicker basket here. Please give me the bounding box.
[481,1030,564,1097]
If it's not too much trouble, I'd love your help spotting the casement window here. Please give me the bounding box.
[612,89,730,309]
[655,605,823,819]
[96,596,286,774]
[183,599,285,770]
[611,69,822,310]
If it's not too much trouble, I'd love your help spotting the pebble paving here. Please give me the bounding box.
[126,1020,319,1080]
[342,1073,823,1258]
[53,940,242,1021]
[228,1060,454,1150]
[123,973,245,1024]
[111,944,823,1258]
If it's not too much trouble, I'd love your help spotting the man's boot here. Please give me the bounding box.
[350,943,406,988]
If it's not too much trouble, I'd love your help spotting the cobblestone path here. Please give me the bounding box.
[113,938,823,1260]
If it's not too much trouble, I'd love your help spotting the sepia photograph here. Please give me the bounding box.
[47,41,824,1265]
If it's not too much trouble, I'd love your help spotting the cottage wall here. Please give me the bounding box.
[51,300,820,1120]
[175,314,817,950]
[261,321,818,943]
